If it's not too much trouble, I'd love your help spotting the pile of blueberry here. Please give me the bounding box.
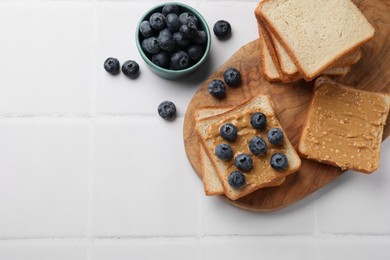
[139,4,209,70]
[208,67,242,98]
[214,112,288,189]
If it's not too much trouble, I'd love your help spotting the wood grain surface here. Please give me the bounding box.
[183,0,390,211]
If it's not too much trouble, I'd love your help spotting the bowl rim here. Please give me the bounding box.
[135,2,211,76]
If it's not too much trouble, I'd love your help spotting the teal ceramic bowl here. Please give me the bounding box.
[136,2,211,80]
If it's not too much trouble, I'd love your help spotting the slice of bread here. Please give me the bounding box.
[195,107,286,196]
[298,76,390,173]
[258,0,375,81]
[195,107,233,195]
[196,94,301,200]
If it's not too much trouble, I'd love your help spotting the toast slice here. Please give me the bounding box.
[258,0,375,80]
[195,107,286,196]
[196,94,301,200]
[298,76,390,173]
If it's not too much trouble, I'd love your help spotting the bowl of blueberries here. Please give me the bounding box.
[136,2,211,79]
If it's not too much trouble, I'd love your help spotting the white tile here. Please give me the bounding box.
[200,192,316,235]
[316,139,390,234]
[0,240,86,260]
[91,238,199,260]
[92,117,201,237]
[201,237,316,260]
[96,1,258,115]
[0,3,93,115]
[317,237,390,260]
[0,118,89,238]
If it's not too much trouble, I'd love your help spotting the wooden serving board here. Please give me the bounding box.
[183,0,390,211]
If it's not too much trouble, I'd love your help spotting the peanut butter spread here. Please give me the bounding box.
[206,108,287,188]
[303,83,389,171]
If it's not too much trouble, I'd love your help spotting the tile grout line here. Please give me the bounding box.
[86,1,98,259]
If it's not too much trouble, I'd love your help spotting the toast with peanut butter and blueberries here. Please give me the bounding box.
[195,94,301,200]
[298,76,390,173]
[195,106,285,196]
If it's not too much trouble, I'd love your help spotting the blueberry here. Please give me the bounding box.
[223,68,241,87]
[152,52,169,68]
[166,13,181,32]
[158,34,175,52]
[158,101,176,120]
[142,37,160,54]
[213,20,231,38]
[208,79,226,99]
[180,22,198,39]
[186,44,204,62]
[170,50,190,70]
[270,153,288,171]
[234,153,253,172]
[219,123,237,141]
[228,171,246,189]
[179,12,198,26]
[267,128,284,146]
[193,30,207,44]
[149,12,166,31]
[121,60,139,78]
[215,143,233,161]
[162,4,180,16]
[250,112,267,130]
[104,57,120,75]
[173,32,190,48]
[248,136,267,156]
[159,28,172,38]
[139,21,154,38]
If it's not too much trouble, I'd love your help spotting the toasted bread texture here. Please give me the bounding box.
[298,76,390,173]
[258,0,375,80]
[196,94,301,200]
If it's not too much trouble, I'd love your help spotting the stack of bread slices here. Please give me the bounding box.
[255,0,375,83]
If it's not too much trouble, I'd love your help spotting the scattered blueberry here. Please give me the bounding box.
[162,4,181,16]
[223,68,241,87]
[170,50,190,70]
[158,34,175,52]
[121,60,139,78]
[139,21,154,38]
[267,128,284,146]
[215,143,233,161]
[166,13,181,32]
[270,153,288,171]
[142,37,161,54]
[158,101,176,120]
[193,30,207,44]
[219,123,237,141]
[208,79,226,99]
[234,153,253,172]
[149,12,166,31]
[152,52,169,68]
[213,20,231,38]
[104,57,120,75]
[249,136,267,156]
[250,112,267,130]
[228,171,246,189]
[186,44,204,62]
[179,12,198,26]
[180,22,198,39]
[173,32,190,48]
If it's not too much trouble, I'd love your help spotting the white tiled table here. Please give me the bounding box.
[0,1,389,259]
